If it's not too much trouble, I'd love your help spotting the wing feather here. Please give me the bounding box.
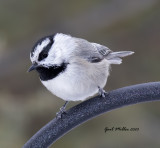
[73,38,134,64]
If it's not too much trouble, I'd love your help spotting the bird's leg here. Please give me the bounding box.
[56,101,69,118]
[98,86,107,98]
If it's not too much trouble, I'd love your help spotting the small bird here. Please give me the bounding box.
[28,33,134,118]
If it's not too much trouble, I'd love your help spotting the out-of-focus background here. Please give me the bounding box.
[0,0,160,147]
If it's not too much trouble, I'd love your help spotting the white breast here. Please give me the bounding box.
[41,58,110,101]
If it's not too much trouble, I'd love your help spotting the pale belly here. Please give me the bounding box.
[41,60,110,101]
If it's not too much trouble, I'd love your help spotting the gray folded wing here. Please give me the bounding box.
[74,38,134,64]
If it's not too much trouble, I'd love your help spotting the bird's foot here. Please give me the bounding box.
[98,86,108,98]
[56,106,66,119]
[56,101,69,119]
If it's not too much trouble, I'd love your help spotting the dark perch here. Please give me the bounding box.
[23,82,160,148]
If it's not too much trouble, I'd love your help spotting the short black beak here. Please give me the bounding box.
[28,63,39,72]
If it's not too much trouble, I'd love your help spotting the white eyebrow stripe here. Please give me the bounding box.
[30,38,50,62]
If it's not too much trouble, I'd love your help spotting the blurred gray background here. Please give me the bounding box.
[0,0,160,148]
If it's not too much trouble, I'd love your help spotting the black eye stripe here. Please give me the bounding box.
[38,37,54,61]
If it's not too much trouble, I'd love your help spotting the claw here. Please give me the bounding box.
[56,108,66,118]
[56,101,69,119]
[98,86,107,98]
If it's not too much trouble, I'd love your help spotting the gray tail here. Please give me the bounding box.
[106,51,134,64]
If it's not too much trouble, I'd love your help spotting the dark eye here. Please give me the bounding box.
[38,37,54,61]
[42,53,48,58]
[38,52,48,61]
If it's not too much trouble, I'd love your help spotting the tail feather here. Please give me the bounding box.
[106,51,134,64]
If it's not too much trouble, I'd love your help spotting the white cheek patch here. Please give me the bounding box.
[30,38,50,63]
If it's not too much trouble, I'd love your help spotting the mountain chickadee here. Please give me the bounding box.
[28,33,134,118]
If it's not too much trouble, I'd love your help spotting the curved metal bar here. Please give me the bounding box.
[23,82,160,148]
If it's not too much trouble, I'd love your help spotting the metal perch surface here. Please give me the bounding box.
[23,82,160,148]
